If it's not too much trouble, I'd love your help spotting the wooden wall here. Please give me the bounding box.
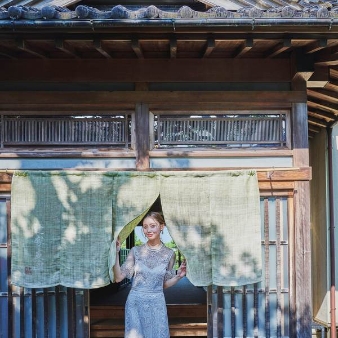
[310,129,330,325]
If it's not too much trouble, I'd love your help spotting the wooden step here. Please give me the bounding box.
[90,304,207,337]
[90,320,207,337]
[91,304,206,319]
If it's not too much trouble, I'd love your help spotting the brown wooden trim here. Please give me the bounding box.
[0,168,309,193]
[150,149,293,158]
[0,59,292,83]
[135,103,150,170]
[0,91,307,108]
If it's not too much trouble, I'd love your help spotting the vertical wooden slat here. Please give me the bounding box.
[254,283,259,338]
[264,198,270,337]
[32,288,37,338]
[83,290,90,338]
[231,287,235,338]
[207,285,213,338]
[288,196,296,337]
[20,287,25,338]
[135,103,150,170]
[243,285,247,338]
[1,115,4,148]
[217,286,224,338]
[6,198,13,338]
[276,198,282,337]
[67,288,75,338]
[55,286,61,338]
[44,288,49,337]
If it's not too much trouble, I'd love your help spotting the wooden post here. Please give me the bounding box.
[135,103,150,170]
[291,74,312,338]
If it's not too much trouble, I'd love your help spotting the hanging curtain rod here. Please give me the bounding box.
[0,167,303,174]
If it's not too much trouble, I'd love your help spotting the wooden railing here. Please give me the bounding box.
[155,113,286,148]
[0,115,129,147]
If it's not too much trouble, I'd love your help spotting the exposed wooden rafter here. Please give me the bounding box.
[265,39,291,58]
[55,39,80,59]
[94,39,111,59]
[202,37,215,58]
[233,38,253,58]
[16,39,47,59]
[132,39,144,59]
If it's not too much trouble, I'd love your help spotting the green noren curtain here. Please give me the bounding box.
[160,170,262,286]
[11,171,114,288]
[11,170,261,289]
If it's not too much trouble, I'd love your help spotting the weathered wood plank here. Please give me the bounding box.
[134,103,150,170]
[291,75,312,338]
[0,59,292,83]
[0,91,306,105]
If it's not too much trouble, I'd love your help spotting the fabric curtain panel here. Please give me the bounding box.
[108,172,160,282]
[160,170,262,287]
[11,170,261,289]
[11,171,114,288]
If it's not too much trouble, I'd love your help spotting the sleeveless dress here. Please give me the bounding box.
[120,244,175,338]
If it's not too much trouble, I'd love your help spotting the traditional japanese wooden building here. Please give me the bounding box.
[0,0,337,336]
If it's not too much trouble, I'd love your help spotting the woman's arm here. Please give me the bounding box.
[112,239,134,283]
[163,255,186,289]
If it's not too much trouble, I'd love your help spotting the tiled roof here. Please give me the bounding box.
[0,0,338,20]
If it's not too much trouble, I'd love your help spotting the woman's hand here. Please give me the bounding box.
[177,260,187,278]
[116,237,121,253]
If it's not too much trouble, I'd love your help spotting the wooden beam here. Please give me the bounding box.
[93,39,111,59]
[265,39,291,58]
[170,38,177,59]
[308,123,322,133]
[331,68,338,80]
[16,39,48,59]
[0,91,306,109]
[233,38,253,58]
[306,66,329,88]
[291,75,312,337]
[55,39,80,59]
[0,59,292,83]
[0,47,17,60]
[308,109,336,122]
[202,37,215,58]
[307,88,338,105]
[315,54,338,66]
[308,116,328,128]
[305,39,327,54]
[325,82,338,93]
[135,103,149,170]
[307,99,338,115]
[132,39,143,59]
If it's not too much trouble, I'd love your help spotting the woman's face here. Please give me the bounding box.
[142,216,163,241]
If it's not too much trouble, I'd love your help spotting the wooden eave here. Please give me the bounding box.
[0,1,337,135]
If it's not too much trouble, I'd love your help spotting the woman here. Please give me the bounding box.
[113,212,186,338]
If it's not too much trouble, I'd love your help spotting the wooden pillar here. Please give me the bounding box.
[134,103,150,170]
[291,74,312,338]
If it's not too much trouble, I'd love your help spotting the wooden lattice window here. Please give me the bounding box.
[154,111,288,148]
[0,115,130,148]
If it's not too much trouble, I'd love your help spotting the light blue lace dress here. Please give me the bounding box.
[121,243,175,338]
